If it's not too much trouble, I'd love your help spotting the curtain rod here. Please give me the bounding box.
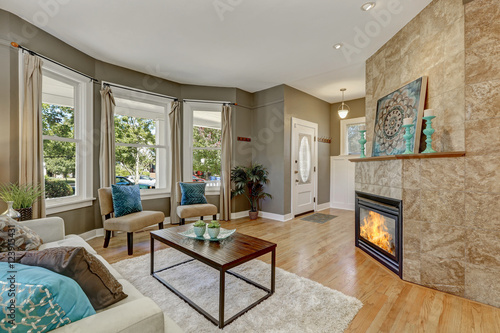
[102,81,178,101]
[11,42,99,83]
[183,99,237,106]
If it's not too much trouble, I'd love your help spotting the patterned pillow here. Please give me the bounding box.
[111,185,143,217]
[0,262,96,332]
[180,182,208,205]
[0,247,128,310]
[0,216,42,252]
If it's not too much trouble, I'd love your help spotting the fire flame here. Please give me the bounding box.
[360,211,395,255]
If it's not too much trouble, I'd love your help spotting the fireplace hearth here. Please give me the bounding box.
[355,191,403,277]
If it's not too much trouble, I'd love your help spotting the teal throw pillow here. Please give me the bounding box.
[111,184,143,217]
[180,182,208,205]
[0,262,96,332]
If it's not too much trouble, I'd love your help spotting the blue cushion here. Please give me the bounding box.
[0,262,96,332]
[180,182,208,205]
[111,184,143,217]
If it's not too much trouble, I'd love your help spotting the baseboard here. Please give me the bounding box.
[315,203,330,211]
[259,211,293,222]
[330,202,355,211]
[79,228,104,241]
[231,210,250,219]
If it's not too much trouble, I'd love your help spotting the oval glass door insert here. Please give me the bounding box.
[299,134,312,184]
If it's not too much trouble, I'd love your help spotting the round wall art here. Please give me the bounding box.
[372,76,428,156]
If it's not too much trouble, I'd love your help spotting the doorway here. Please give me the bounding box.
[291,117,318,216]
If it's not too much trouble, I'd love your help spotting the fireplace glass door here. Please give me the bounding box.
[359,207,397,259]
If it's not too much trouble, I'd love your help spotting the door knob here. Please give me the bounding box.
[294,171,299,174]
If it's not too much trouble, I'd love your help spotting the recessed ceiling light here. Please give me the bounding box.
[361,2,376,11]
[333,43,343,50]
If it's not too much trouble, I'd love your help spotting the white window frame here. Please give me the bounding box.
[39,60,94,214]
[110,84,172,200]
[340,117,366,156]
[183,101,223,195]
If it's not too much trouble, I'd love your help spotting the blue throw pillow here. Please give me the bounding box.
[180,182,208,205]
[111,184,143,217]
[0,262,96,332]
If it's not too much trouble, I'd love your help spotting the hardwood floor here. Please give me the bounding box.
[88,208,500,332]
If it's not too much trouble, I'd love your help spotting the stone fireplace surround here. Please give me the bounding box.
[356,0,500,308]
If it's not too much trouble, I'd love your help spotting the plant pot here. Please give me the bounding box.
[249,211,258,220]
[16,207,33,221]
[207,227,220,239]
[193,226,206,237]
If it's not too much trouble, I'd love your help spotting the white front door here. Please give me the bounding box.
[292,118,317,216]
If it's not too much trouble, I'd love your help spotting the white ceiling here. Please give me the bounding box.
[0,0,431,103]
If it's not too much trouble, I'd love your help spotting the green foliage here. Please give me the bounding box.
[193,220,206,227]
[207,220,220,228]
[231,164,272,212]
[0,183,44,209]
[114,114,156,182]
[192,126,221,177]
[45,179,73,199]
[42,104,76,178]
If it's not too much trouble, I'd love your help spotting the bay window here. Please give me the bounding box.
[40,61,93,213]
[183,102,222,193]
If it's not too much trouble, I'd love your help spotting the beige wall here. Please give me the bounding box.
[284,85,331,209]
[252,85,285,215]
[330,98,366,156]
[0,9,257,233]
[360,0,500,308]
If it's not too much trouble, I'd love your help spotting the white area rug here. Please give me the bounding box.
[112,248,362,333]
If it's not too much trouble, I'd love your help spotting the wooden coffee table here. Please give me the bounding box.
[150,225,277,328]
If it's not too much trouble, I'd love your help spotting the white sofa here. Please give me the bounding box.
[21,217,183,333]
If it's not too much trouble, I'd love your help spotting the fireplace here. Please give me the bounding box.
[355,191,403,277]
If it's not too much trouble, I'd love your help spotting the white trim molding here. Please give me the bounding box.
[231,210,250,219]
[46,198,95,215]
[259,211,293,222]
[315,202,330,212]
[79,228,104,241]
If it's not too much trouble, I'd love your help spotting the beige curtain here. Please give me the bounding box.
[220,104,232,221]
[20,54,45,219]
[99,86,116,188]
[169,101,182,224]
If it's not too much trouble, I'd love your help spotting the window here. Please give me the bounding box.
[39,61,93,213]
[183,102,222,192]
[111,85,170,197]
[340,117,366,156]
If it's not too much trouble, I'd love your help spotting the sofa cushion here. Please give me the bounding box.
[0,215,42,252]
[111,185,142,217]
[179,182,208,205]
[177,203,217,218]
[98,279,146,312]
[104,211,164,232]
[0,262,96,332]
[40,234,97,255]
[0,247,128,310]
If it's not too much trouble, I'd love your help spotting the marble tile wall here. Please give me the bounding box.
[358,0,500,307]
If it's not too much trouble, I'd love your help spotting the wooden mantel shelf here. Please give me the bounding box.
[348,151,465,162]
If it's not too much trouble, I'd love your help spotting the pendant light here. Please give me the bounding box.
[338,88,350,119]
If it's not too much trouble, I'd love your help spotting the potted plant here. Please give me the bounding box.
[207,220,221,239]
[0,183,43,221]
[193,220,206,237]
[231,164,272,220]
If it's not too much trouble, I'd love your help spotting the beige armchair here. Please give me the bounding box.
[98,187,165,255]
[176,182,217,225]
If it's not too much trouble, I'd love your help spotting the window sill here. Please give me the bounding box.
[46,197,95,215]
[140,190,171,200]
[205,189,220,196]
